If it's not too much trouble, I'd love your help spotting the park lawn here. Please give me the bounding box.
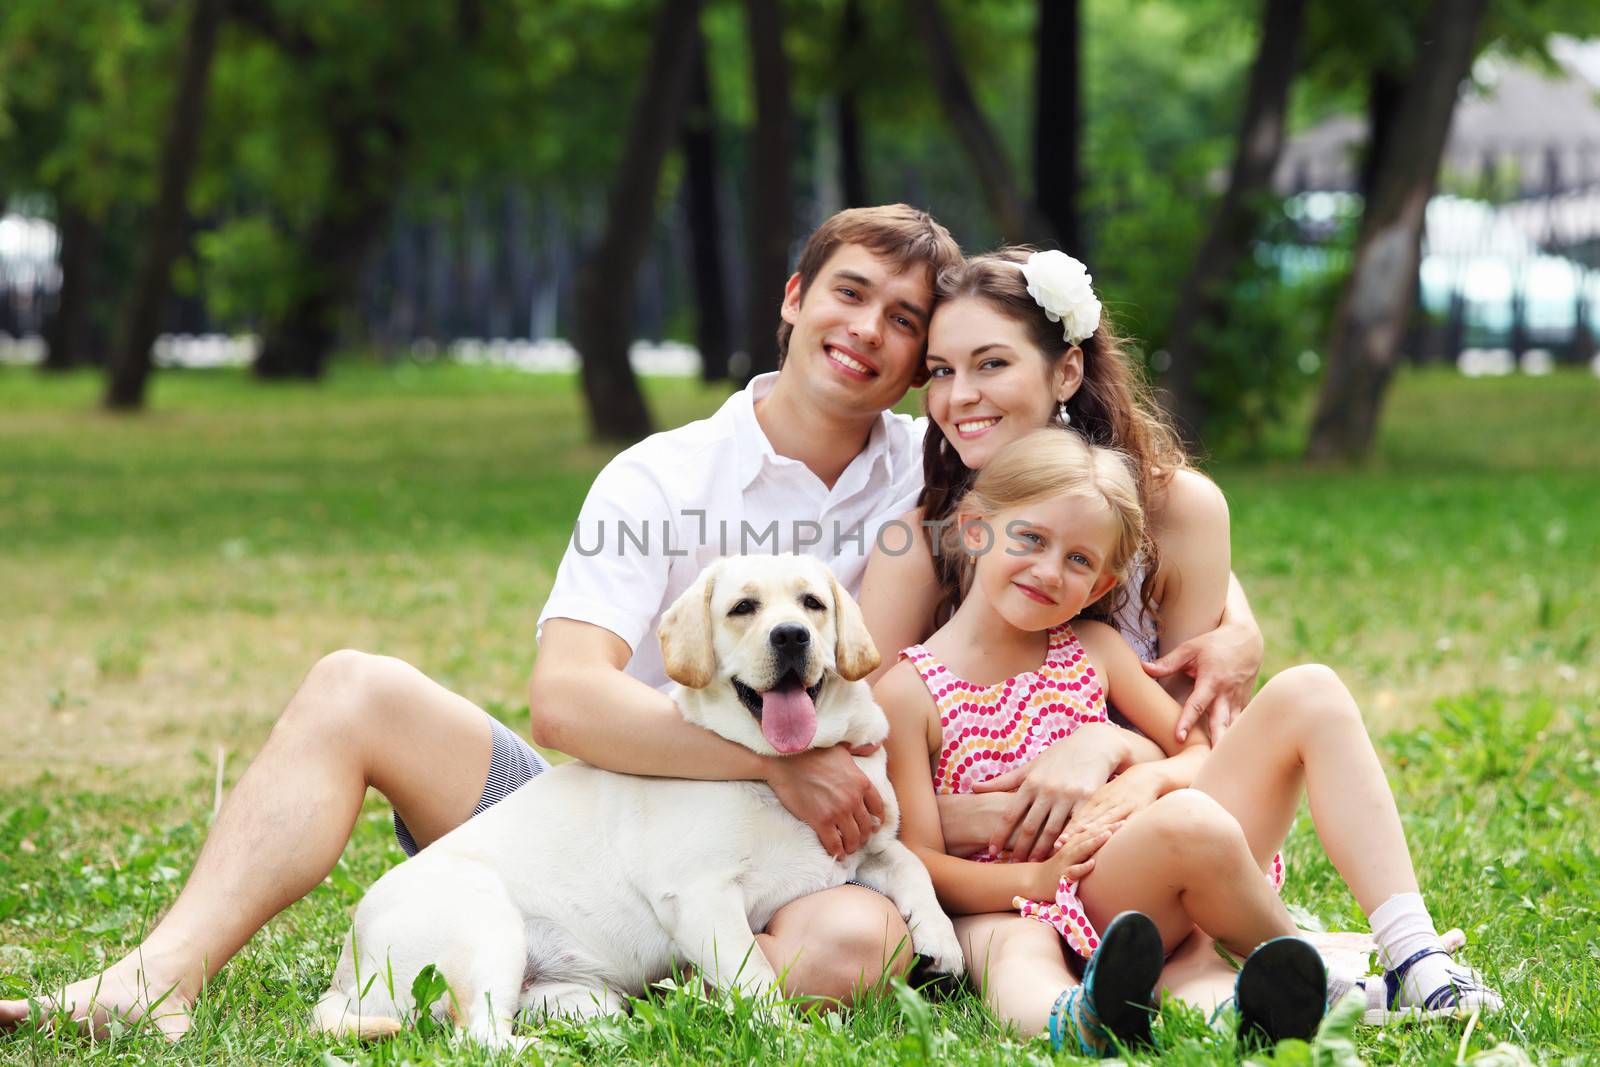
[0,363,1596,1065]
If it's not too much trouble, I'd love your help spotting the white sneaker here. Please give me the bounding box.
[1369,948,1504,1024]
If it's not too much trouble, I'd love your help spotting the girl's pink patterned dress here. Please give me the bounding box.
[900,624,1285,960]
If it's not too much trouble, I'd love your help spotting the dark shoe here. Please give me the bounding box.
[1235,936,1327,1045]
[1048,910,1164,1056]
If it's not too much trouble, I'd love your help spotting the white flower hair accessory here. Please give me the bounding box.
[1018,249,1101,346]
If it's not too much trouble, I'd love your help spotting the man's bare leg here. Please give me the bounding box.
[757,885,913,1007]
[0,650,499,1039]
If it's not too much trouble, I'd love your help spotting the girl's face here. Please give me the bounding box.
[960,493,1121,633]
[925,297,1083,471]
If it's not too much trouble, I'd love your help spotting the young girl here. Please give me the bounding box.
[875,429,1501,1053]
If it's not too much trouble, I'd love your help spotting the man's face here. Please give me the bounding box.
[777,245,933,420]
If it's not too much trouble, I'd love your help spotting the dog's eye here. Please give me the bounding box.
[801,594,825,611]
[728,599,757,616]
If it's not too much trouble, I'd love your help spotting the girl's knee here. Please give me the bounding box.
[1146,789,1248,856]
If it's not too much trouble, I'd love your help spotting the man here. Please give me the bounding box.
[0,204,965,1039]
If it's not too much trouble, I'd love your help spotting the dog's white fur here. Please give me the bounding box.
[313,555,962,1048]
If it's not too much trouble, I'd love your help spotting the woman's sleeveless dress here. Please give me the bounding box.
[900,622,1285,959]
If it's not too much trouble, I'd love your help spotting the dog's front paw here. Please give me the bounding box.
[911,917,965,979]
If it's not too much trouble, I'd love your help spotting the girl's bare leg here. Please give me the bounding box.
[1075,789,1298,957]
[0,651,498,1039]
[1192,664,1418,913]
[959,914,1245,1036]
[956,913,1079,1036]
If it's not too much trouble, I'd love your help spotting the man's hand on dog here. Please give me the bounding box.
[766,743,885,859]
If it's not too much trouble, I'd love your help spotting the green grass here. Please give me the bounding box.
[1,362,1597,1064]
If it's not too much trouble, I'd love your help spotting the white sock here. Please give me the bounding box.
[1368,892,1454,1004]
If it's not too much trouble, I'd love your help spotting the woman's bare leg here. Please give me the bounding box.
[1192,664,1418,913]
[1075,790,1298,957]
[1160,932,1238,1013]
[0,650,499,1039]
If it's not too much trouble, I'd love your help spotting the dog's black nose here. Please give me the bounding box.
[769,624,811,671]
[769,623,810,649]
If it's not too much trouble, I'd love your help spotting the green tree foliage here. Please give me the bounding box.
[3,0,1595,440]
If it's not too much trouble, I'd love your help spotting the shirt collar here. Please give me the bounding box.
[731,373,780,490]
[730,371,904,491]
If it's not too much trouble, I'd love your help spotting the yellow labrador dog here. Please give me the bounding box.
[313,555,962,1048]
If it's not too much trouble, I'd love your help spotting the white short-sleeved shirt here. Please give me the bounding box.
[537,373,926,692]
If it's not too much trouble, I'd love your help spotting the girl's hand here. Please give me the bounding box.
[1063,763,1166,839]
[1142,620,1263,743]
[973,727,1124,861]
[1028,822,1117,900]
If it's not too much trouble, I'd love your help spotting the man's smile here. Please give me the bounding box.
[824,343,878,379]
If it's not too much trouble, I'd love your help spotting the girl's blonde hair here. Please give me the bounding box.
[940,429,1148,617]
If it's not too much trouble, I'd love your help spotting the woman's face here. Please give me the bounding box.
[925,297,1080,471]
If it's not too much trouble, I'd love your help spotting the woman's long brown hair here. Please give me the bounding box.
[919,247,1191,625]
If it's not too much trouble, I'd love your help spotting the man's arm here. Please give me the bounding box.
[529,619,883,857]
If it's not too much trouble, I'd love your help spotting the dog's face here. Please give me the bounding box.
[657,555,881,755]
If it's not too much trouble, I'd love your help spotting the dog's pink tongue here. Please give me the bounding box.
[760,683,817,754]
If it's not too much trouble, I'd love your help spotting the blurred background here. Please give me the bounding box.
[2,0,1598,455]
[2,1,1596,783]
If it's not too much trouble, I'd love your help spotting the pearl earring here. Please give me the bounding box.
[1057,402,1071,425]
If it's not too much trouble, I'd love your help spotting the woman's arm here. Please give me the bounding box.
[1067,621,1211,829]
[1142,469,1262,741]
[933,723,1164,858]
[877,663,1103,914]
[859,509,941,687]
[959,722,1144,861]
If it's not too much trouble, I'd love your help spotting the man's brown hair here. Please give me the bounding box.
[775,204,963,366]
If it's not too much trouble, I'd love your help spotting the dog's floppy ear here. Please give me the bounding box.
[659,564,718,689]
[828,571,880,681]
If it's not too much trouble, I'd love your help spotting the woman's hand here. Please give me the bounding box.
[1063,763,1167,837]
[972,724,1126,862]
[1143,618,1263,743]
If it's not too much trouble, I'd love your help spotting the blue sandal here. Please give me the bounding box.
[1047,911,1163,1056]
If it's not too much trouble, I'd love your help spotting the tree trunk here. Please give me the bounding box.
[1033,0,1081,253]
[1159,0,1307,449]
[908,0,1040,244]
[43,201,101,371]
[837,0,869,208]
[104,0,223,410]
[1359,69,1405,202]
[255,121,403,380]
[571,0,702,440]
[682,31,732,383]
[1306,0,1489,461]
[741,0,793,379]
